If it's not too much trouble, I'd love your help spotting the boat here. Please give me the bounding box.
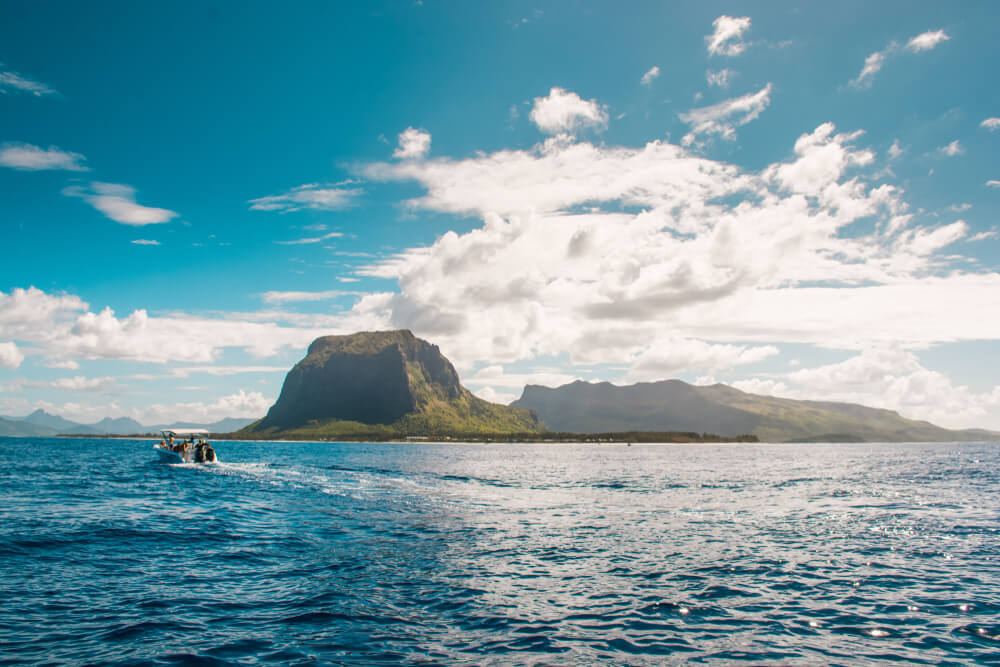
[153,429,218,464]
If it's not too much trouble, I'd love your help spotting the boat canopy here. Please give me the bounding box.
[161,428,209,437]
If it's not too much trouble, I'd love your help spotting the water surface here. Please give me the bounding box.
[1,438,998,664]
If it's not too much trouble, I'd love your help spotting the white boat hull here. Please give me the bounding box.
[154,443,217,464]
[154,444,188,463]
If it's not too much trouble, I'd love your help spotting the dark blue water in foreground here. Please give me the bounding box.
[2,439,999,665]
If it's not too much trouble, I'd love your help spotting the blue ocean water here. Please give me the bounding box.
[1,438,998,665]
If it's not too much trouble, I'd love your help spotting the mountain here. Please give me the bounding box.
[21,409,82,432]
[244,330,542,439]
[63,417,149,435]
[0,416,58,437]
[157,417,256,433]
[512,379,1000,443]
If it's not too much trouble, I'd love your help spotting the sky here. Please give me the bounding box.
[1,0,999,429]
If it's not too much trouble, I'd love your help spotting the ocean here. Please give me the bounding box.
[1,438,998,665]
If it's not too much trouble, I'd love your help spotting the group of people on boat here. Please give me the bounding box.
[160,433,217,463]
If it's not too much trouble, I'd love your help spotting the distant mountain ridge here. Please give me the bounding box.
[0,410,256,438]
[512,379,1000,443]
[243,330,542,438]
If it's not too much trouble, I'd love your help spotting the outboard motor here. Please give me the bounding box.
[204,444,217,463]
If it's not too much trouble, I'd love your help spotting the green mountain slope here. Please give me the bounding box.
[242,330,542,439]
[513,380,999,443]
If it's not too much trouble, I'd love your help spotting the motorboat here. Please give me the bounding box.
[154,429,218,463]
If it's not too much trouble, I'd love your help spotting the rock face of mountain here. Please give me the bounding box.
[512,379,999,443]
[248,330,541,438]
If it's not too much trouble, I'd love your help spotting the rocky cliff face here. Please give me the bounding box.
[253,330,541,436]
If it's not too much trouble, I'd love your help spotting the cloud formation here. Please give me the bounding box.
[982,118,1000,131]
[938,140,964,157]
[706,69,734,88]
[355,117,1000,379]
[706,15,751,56]
[640,66,660,86]
[0,342,23,369]
[0,143,87,171]
[274,231,344,245]
[529,87,608,135]
[64,182,177,226]
[906,30,950,52]
[393,127,431,159]
[249,183,363,212]
[851,29,949,88]
[747,346,1000,429]
[679,83,772,145]
[0,66,57,96]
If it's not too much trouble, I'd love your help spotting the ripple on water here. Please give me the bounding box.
[1,438,999,664]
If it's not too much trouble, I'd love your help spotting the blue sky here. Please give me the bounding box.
[2,1,999,429]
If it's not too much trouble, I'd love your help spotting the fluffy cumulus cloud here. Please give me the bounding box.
[906,30,950,52]
[0,142,88,171]
[529,87,608,135]
[63,182,177,225]
[393,127,431,159]
[705,15,751,56]
[0,342,24,369]
[249,182,362,212]
[354,114,1000,384]
[640,66,660,86]
[768,347,1000,429]
[851,29,949,88]
[0,286,382,368]
[982,118,1000,132]
[0,66,57,96]
[679,84,772,145]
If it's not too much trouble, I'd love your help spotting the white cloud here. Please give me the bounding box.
[969,229,998,242]
[353,119,1000,379]
[393,127,431,159]
[906,30,949,52]
[888,139,904,159]
[781,346,999,429]
[679,83,772,145]
[641,66,660,86]
[64,182,177,226]
[39,389,274,426]
[706,69,734,88]
[45,376,114,391]
[249,183,362,212]
[259,290,352,304]
[0,342,24,369]
[706,15,751,56]
[626,338,779,381]
[131,239,160,246]
[987,180,1000,189]
[938,140,964,157]
[851,49,889,88]
[0,286,382,366]
[529,87,608,135]
[0,143,87,171]
[0,66,57,96]
[274,231,344,245]
[473,386,519,405]
[46,360,79,370]
[982,118,1000,131]
[851,29,949,88]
